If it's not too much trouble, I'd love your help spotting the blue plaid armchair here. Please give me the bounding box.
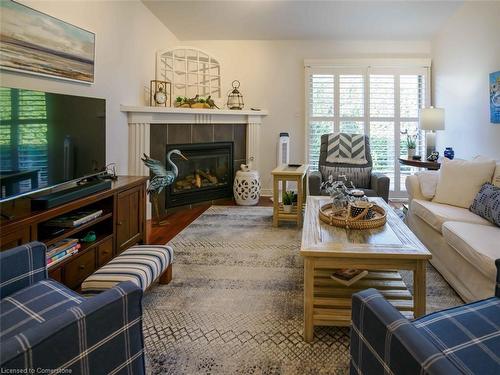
[350,259,500,374]
[0,242,145,374]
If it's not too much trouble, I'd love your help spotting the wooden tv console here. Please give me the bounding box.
[0,176,148,290]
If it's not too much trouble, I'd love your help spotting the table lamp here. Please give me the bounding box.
[419,107,445,159]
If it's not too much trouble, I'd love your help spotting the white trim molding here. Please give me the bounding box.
[121,105,268,174]
[304,58,432,69]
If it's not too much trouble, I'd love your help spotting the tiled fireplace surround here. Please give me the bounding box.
[150,123,246,214]
[122,106,268,217]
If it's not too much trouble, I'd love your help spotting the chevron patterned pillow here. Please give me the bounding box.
[326,133,367,165]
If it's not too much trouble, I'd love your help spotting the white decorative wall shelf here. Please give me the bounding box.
[121,105,268,176]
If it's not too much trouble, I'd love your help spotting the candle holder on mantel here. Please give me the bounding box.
[227,80,244,110]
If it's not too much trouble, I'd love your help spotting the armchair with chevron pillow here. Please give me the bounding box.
[308,133,390,202]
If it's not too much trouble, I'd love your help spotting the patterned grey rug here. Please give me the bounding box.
[142,206,462,375]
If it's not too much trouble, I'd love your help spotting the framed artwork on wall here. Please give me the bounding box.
[0,0,95,83]
[490,71,500,124]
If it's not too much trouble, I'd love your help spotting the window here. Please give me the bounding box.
[0,88,48,197]
[305,62,429,196]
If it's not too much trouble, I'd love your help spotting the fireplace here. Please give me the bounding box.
[166,142,234,207]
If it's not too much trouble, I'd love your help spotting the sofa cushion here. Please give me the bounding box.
[320,165,372,189]
[433,158,496,208]
[474,155,500,188]
[493,162,500,187]
[469,183,500,226]
[413,296,500,375]
[0,279,84,341]
[416,170,439,199]
[442,221,500,280]
[411,199,494,233]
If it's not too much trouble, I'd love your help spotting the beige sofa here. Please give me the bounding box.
[406,174,500,302]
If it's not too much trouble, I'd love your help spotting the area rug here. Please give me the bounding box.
[142,206,462,375]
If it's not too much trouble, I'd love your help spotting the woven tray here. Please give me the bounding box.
[319,202,387,229]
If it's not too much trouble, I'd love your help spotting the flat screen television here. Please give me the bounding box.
[0,87,106,202]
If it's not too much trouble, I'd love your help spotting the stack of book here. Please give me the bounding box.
[47,239,80,267]
[330,269,369,286]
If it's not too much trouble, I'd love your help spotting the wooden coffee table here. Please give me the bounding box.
[300,196,431,342]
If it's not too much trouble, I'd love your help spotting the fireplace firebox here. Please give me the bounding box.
[166,142,234,207]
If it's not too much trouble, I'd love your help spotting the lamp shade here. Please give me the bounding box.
[419,107,445,131]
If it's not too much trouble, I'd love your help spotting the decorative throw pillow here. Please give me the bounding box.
[470,183,500,227]
[432,158,496,208]
[325,133,367,165]
[320,165,372,189]
[416,171,439,199]
[473,155,500,187]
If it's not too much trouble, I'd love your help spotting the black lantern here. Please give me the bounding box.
[227,80,244,110]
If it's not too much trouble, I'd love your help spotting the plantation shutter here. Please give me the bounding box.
[307,71,334,170]
[398,74,426,190]
[339,74,364,134]
[305,61,430,196]
[369,74,396,189]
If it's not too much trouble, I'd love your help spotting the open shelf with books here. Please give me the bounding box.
[0,176,148,290]
[40,211,113,246]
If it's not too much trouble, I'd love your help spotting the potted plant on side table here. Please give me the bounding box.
[282,190,296,213]
[405,133,417,159]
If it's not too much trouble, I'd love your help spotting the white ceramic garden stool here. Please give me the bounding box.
[233,164,261,206]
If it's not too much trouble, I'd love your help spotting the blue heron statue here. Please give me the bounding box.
[141,149,188,224]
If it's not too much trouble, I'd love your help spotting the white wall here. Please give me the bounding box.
[0,0,178,173]
[432,2,500,160]
[181,40,430,192]
[0,1,433,192]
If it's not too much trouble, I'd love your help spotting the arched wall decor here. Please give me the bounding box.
[156,47,222,100]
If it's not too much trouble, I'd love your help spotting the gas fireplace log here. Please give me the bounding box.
[175,180,192,189]
[195,174,202,188]
[196,169,218,184]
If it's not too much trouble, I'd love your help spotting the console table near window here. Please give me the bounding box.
[399,157,440,170]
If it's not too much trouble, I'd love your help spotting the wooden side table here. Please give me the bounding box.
[271,164,309,227]
[399,157,440,170]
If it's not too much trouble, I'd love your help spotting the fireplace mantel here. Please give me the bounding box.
[121,105,268,124]
[121,105,268,176]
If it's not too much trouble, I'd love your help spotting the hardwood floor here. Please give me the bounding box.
[147,197,273,244]
[147,197,403,244]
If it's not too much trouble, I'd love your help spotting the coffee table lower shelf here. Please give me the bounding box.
[311,270,414,327]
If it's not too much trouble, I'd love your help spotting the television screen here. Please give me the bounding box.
[0,87,106,202]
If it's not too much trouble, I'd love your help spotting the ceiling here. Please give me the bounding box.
[142,0,463,41]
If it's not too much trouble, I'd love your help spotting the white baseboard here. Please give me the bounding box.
[261,189,273,196]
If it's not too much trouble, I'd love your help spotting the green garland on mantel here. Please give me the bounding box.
[175,95,219,109]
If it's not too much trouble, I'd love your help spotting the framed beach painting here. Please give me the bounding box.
[490,71,500,124]
[0,0,95,83]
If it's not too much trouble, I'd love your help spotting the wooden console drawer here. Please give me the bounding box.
[97,238,113,266]
[49,267,62,282]
[64,249,96,288]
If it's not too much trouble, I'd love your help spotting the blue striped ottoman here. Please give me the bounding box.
[81,245,173,293]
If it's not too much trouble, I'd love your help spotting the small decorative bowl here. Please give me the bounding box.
[349,189,365,198]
